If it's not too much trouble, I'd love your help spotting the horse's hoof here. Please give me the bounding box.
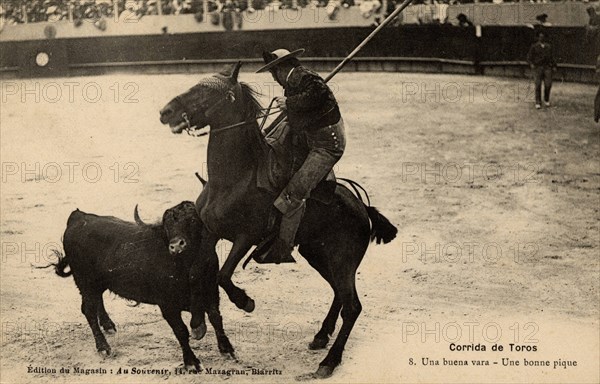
[314,365,334,379]
[243,298,255,313]
[309,337,329,350]
[97,347,111,357]
[191,323,207,340]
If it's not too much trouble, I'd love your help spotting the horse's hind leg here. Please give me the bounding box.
[97,294,116,333]
[300,246,342,350]
[300,233,367,378]
[310,291,341,350]
[316,276,362,378]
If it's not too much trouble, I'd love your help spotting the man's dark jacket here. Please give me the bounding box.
[527,42,556,67]
[284,66,341,131]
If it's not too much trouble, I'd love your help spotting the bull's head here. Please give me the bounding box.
[162,201,202,256]
[135,201,202,256]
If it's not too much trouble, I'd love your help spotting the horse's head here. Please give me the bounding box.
[159,61,249,134]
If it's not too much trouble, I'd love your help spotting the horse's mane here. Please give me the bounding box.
[215,65,263,121]
[239,82,262,121]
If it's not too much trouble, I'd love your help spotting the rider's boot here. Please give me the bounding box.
[261,195,305,264]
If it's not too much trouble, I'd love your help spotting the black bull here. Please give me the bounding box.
[159,62,399,378]
[49,201,234,370]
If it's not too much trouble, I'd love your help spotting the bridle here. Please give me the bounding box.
[173,81,282,137]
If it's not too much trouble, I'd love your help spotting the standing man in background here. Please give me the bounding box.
[527,31,557,110]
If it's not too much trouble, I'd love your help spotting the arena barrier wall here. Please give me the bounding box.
[0,25,596,83]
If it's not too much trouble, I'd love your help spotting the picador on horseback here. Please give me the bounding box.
[159,57,397,378]
[256,48,346,264]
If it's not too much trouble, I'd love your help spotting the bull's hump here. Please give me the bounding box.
[66,209,87,225]
[67,209,134,226]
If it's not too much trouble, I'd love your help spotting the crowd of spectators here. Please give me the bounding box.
[0,0,598,26]
[0,0,237,25]
[1,1,112,24]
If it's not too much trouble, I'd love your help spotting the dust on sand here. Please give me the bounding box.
[1,73,598,383]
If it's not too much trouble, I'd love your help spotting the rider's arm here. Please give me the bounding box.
[286,75,330,112]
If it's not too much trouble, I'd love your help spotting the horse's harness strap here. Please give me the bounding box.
[210,107,283,135]
[178,83,282,136]
[181,83,240,135]
[204,84,239,119]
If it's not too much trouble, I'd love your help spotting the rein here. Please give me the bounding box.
[181,96,282,136]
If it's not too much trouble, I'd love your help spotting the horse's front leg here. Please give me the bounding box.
[218,234,256,312]
[189,226,219,339]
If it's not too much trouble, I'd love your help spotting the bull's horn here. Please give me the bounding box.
[133,204,148,226]
[195,172,207,187]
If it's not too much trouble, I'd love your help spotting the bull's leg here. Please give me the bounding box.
[207,305,235,357]
[81,293,111,355]
[190,242,236,356]
[97,297,116,334]
[217,234,255,312]
[159,305,201,371]
[188,227,219,340]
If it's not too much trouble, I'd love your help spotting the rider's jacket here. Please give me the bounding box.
[284,66,341,132]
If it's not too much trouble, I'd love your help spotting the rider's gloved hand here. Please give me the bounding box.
[275,96,287,110]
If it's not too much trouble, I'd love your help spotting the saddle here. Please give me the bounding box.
[256,119,336,205]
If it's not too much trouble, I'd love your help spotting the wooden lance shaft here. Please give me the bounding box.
[324,0,414,83]
[267,0,414,130]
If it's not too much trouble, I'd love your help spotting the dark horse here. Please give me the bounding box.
[159,62,397,378]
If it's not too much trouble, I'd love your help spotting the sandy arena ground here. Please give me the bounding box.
[0,72,598,383]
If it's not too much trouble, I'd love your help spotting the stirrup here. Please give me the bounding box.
[243,233,276,269]
[261,238,296,264]
[242,209,280,269]
[243,235,295,268]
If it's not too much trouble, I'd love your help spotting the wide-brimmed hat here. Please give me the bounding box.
[256,48,305,73]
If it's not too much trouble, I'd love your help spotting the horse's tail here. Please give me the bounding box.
[337,178,397,245]
[33,249,72,277]
[366,206,397,244]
